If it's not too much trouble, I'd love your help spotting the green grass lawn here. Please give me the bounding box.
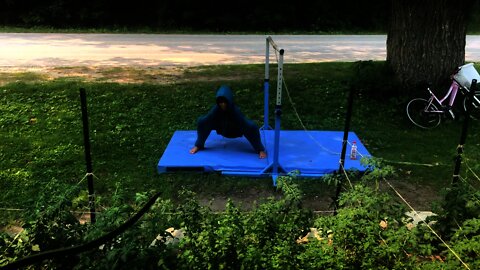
[1,62,479,225]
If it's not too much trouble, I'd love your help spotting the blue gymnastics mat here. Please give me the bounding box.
[157,130,371,178]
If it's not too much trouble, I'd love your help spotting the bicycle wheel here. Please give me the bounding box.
[406,98,441,128]
[462,91,480,120]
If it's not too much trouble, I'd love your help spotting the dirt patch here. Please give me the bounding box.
[0,65,261,86]
[0,66,260,86]
[381,179,443,210]
[194,178,443,213]
[0,66,189,86]
[1,224,23,237]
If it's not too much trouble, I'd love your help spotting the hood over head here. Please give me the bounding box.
[216,85,234,106]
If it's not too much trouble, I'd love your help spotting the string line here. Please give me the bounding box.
[383,178,471,270]
[272,48,364,157]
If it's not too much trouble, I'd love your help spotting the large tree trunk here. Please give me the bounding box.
[387,0,474,91]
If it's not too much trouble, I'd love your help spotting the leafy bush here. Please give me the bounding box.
[1,173,479,269]
[0,179,86,269]
[433,182,480,239]
[177,176,313,269]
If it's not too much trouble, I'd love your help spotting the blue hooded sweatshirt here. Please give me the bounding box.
[194,85,265,152]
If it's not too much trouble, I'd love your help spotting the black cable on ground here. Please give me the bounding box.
[1,191,162,270]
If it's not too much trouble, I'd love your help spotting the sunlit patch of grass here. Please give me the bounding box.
[0,72,49,85]
[96,66,183,84]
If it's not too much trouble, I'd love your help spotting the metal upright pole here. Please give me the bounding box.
[80,88,96,224]
[334,86,355,214]
[272,49,285,186]
[263,37,270,130]
[452,79,477,185]
[261,41,286,185]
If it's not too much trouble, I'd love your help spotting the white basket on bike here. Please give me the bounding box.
[453,63,480,89]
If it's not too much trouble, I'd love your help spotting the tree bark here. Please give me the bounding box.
[387,0,474,91]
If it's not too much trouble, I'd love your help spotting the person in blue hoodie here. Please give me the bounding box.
[189,85,267,159]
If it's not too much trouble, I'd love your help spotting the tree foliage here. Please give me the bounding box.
[0,0,391,32]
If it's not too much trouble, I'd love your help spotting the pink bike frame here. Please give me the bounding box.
[426,80,460,112]
[441,80,460,107]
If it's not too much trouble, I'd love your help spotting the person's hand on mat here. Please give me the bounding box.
[191,85,266,159]
[189,146,199,154]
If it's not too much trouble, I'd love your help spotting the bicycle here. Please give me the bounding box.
[406,63,480,129]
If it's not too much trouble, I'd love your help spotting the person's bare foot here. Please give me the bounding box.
[259,151,267,159]
[190,146,200,154]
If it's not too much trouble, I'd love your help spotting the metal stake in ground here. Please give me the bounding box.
[334,86,356,215]
[80,88,96,224]
[452,79,477,185]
